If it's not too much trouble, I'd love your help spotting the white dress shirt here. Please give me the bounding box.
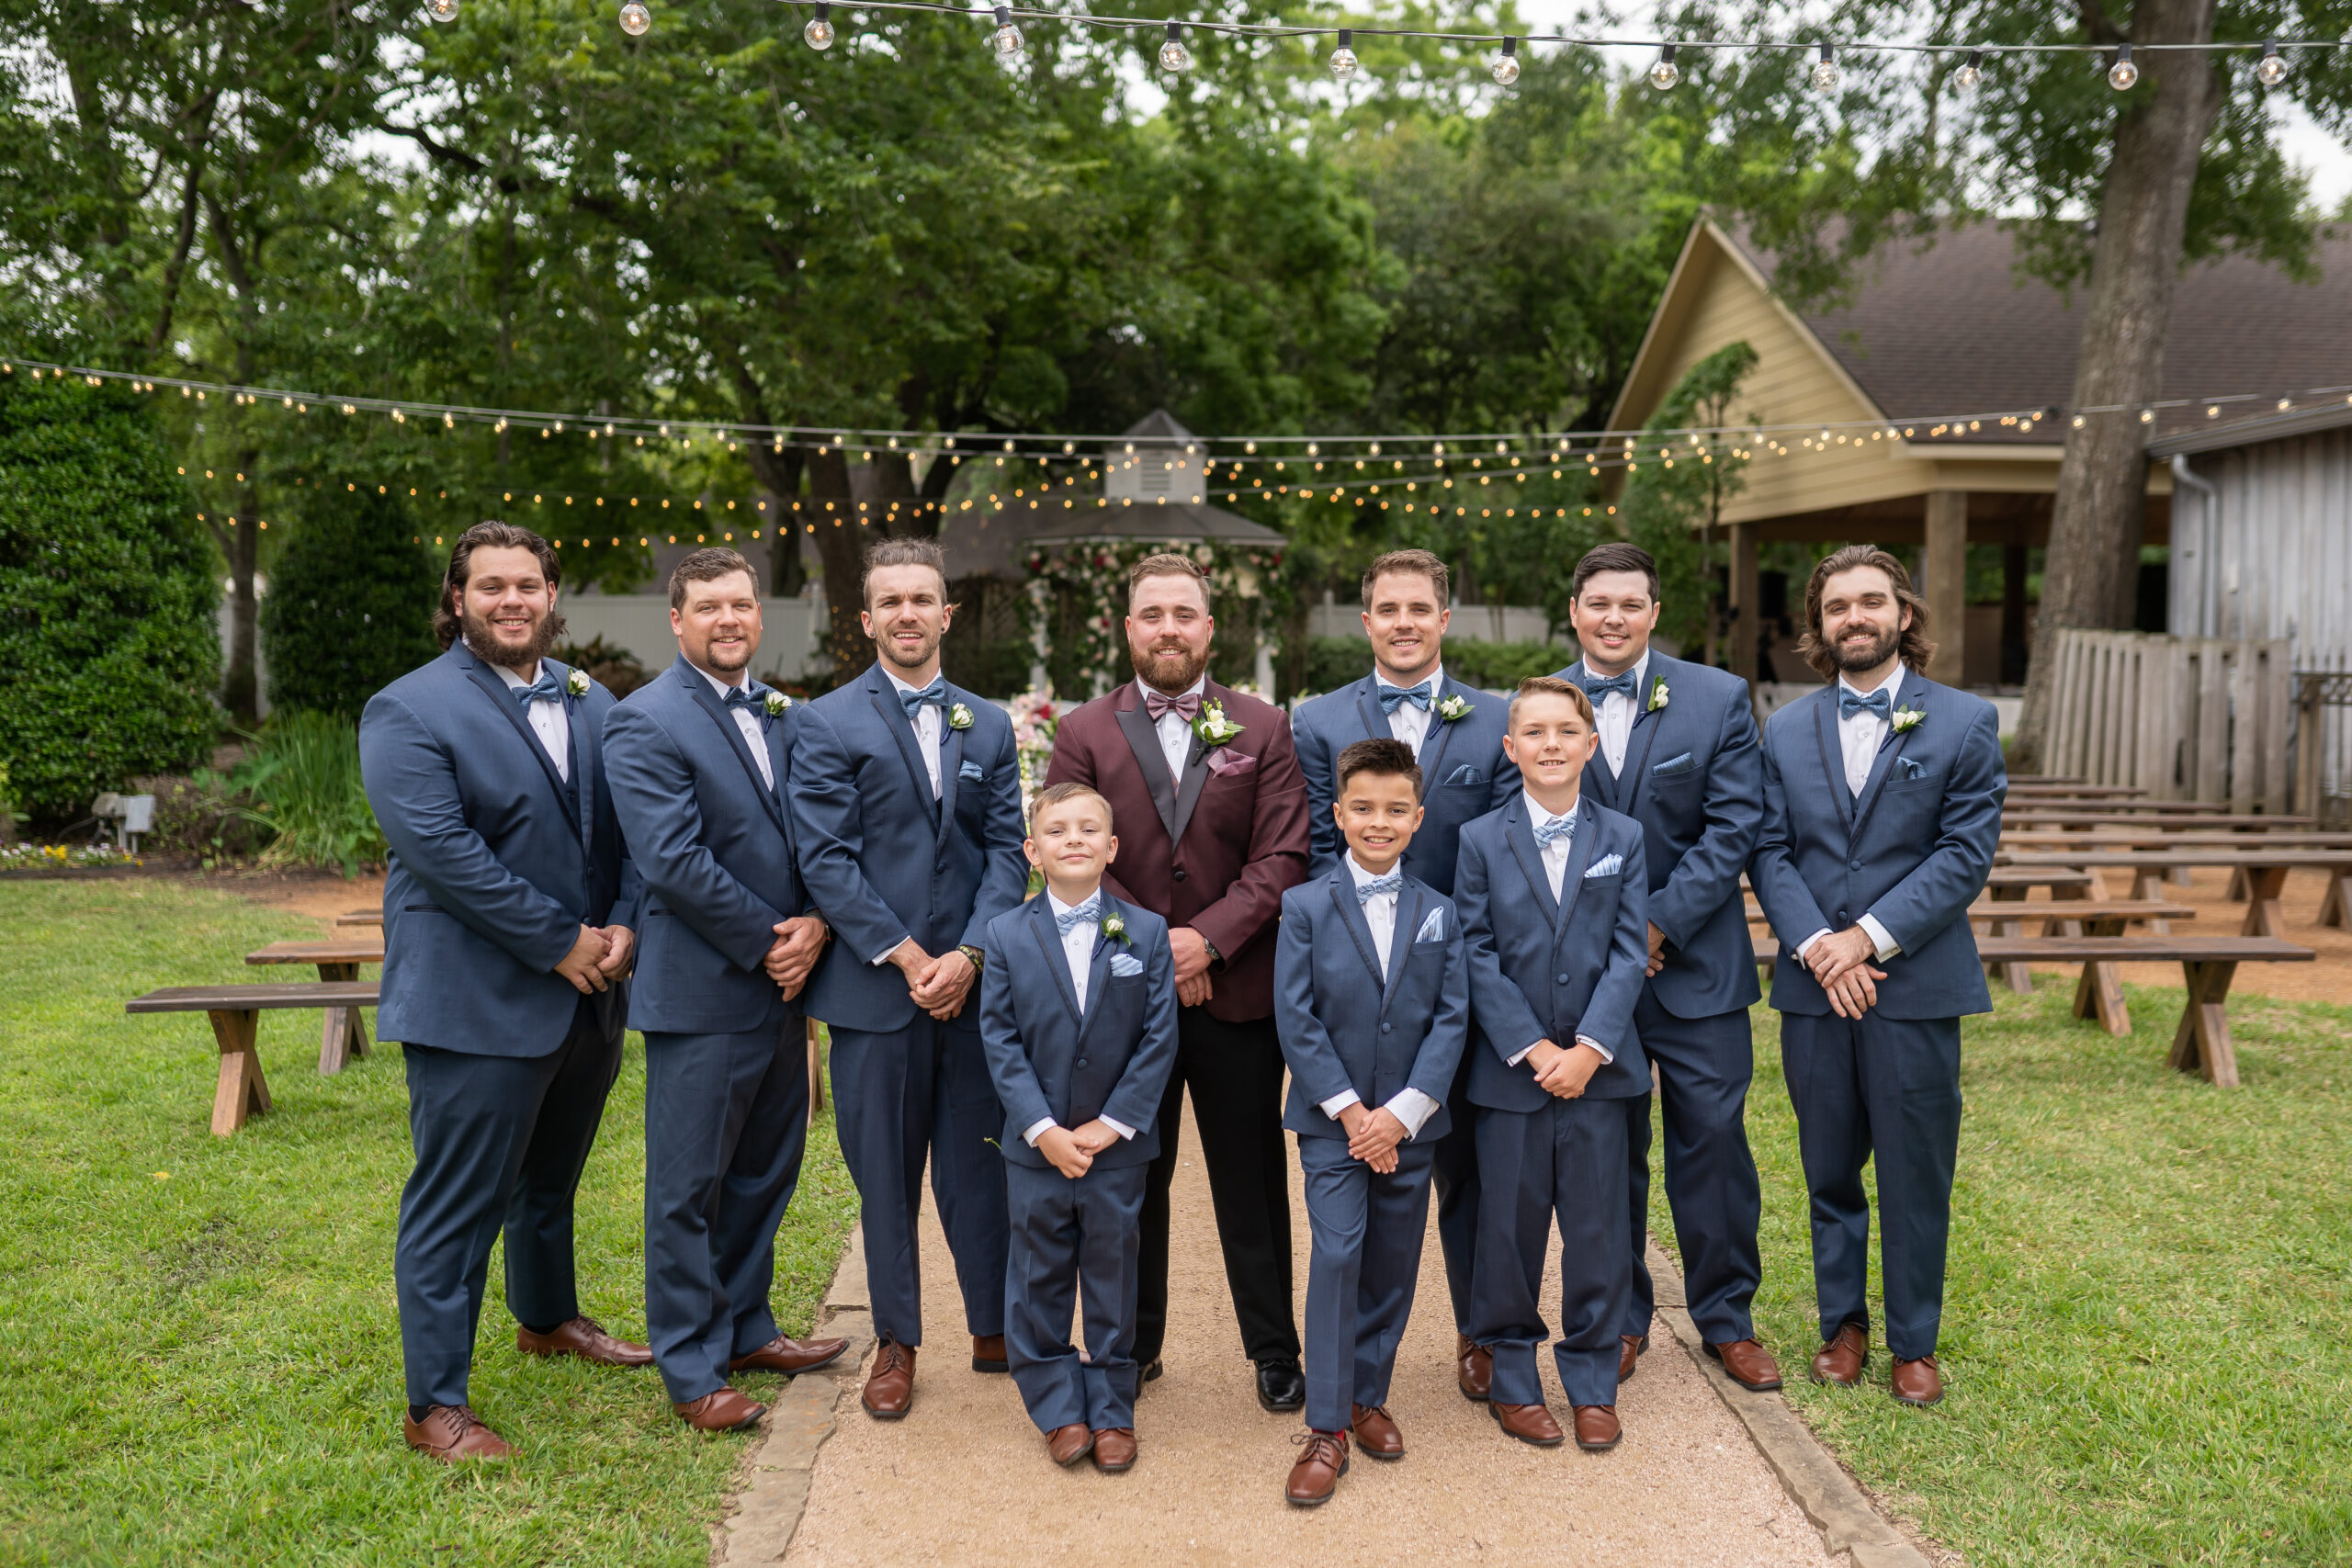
[1021,889,1136,1147]
[1796,665,1905,964]
[698,666,774,790]
[1586,651,1648,778]
[1373,663,1442,758]
[1137,674,1205,784]
[1506,795,1612,1066]
[492,660,570,781]
[1313,854,1442,1140]
[883,665,945,798]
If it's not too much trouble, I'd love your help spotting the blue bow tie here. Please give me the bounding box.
[1532,808,1577,849]
[723,685,772,728]
[1054,897,1102,935]
[1355,872,1404,904]
[1578,671,1636,704]
[1838,686,1894,722]
[1376,681,1432,715]
[899,677,948,720]
[513,671,563,706]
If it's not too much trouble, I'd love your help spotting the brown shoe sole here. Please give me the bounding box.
[1094,1448,1136,1474]
[1891,1380,1944,1407]
[1487,1402,1565,1449]
[1576,1426,1623,1453]
[1285,1455,1348,1506]
[861,1392,911,1420]
[1356,1440,1403,1462]
[973,1355,1009,1373]
[1457,1378,1489,1404]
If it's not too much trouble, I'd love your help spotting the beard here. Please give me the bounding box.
[701,636,752,676]
[462,606,564,671]
[1828,620,1901,673]
[1131,638,1208,694]
[876,622,942,673]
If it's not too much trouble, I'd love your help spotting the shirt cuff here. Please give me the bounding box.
[870,934,914,966]
[1794,927,1833,961]
[1100,1116,1136,1141]
[1506,1039,1544,1067]
[1318,1088,1363,1119]
[1858,913,1902,961]
[1574,1033,1615,1066]
[1021,1117,1057,1146]
[1385,1089,1441,1139]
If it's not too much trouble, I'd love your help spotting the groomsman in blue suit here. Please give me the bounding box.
[1749,546,2005,1409]
[790,537,1029,1419]
[1456,677,1650,1454]
[1292,549,1511,1401]
[1553,542,1781,1394]
[604,549,850,1435]
[1275,739,1469,1506]
[979,783,1179,1476]
[361,522,650,1463]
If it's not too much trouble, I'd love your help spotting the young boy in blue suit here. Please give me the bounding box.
[1456,676,1650,1454]
[979,783,1180,1475]
[1274,739,1470,1506]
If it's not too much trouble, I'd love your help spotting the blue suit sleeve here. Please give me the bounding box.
[360,691,577,972]
[1295,705,1342,879]
[1749,721,1831,952]
[1101,921,1181,1137]
[1488,740,1520,814]
[788,704,913,964]
[1455,829,1548,1066]
[959,721,1032,955]
[1648,682,1762,949]
[603,702,786,973]
[1405,908,1470,1108]
[1273,892,1354,1111]
[978,940,1053,1138]
[1575,832,1649,1055]
[1865,704,2007,954]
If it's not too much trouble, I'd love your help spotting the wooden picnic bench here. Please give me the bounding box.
[245,941,382,1075]
[2001,809,2314,829]
[1997,849,2352,938]
[125,982,382,1134]
[334,908,382,929]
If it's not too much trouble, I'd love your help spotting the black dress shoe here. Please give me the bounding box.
[1255,1359,1305,1414]
[1141,1359,1164,1383]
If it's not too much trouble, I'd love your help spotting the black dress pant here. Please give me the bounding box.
[1133,1009,1299,1368]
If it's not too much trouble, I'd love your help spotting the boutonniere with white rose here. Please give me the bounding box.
[763,690,792,717]
[565,669,591,699]
[1435,692,1472,724]
[947,702,975,731]
[1646,674,1670,713]
[1892,705,1926,734]
[1101,912,1130,946]
[1193,699,1244,749]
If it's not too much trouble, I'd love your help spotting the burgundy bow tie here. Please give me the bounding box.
[1145,690,1202,723]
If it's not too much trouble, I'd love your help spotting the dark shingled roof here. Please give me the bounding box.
[1720,221,2352,446]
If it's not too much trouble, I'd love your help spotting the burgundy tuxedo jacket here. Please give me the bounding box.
[1041,679,1310,1022]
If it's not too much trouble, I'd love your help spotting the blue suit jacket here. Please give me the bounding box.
[1273,866,1469,1142]
[979,894,1180,1170]
[1559,652,1764,1020]
[1454,797,1650,1109]
[1749,671,2007,1020]
[791,662,1029,1033]
[605,656,815,1036]
[1293,670,1514,897]
[360,641,637,1056]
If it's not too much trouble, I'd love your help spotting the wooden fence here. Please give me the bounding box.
[2039,630,2294,811]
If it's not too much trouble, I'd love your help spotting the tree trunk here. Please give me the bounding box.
[221,481,262,720]
[2015,0,2222,770]
[807,444,868,688]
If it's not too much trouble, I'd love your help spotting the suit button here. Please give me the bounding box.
[1850,858,1863,870]
[1380,1022,1393,1033]
[1836,910,1849,923]
[1172,868,1187,883]
[1556,973,1570,985]
[1075,1058,1089,1067]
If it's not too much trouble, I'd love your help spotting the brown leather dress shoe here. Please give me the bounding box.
[1455,1333,1492,1403]
[1091,1427,1137,1472]
[674,1387,766,1432]
[1618,1333,1648,1381]
[1809,1325,1869,1388]
[862,1340,917,1419]
[515,1315,654,1368]
[1487,1399,1566,1447]
[1705,1337,1786,1392]
[972,1333,1009,1373]
[1891,1354,1944,1406]
[1285,1430,1349,1506]
[730,1334,851,1375]
[1351,1403,1403,1461]
[1572,1404,1622,1452]
[1046,1423,1094,1465]
[403,1404,514,1462]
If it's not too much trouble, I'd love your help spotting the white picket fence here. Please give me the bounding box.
[2038,629,2294,811]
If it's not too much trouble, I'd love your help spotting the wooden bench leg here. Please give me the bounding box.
[807,1019,825,1128]
[2225,866,2249,901]
[315,961,364,1075]
[2166,961,2242,1088]
[207,1009,271,1134]
[2320,873,2352,931]
[2240,866,2290,939]
[1987,885,2033,994]
[2123,870,2169,934]
[2064,918,2132,1036]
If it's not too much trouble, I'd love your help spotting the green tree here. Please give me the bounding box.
[0,370,220,822]
[261,484,440,719]
[1616,342,1759,658]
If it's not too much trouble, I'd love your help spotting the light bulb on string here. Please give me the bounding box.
[1329,28,1358,82]
[426,0,459,22]
[1489,35,1520,85]
[804,2,834,50]
[618,0,650,35]
[2256,39,2287,85]
[2108,43,2137,90]
[1953,49,1983,90]
[990,5,1023,57]
[1647,43,1679,90]
[1809,42,1839,92]
[1159,20,1190,72]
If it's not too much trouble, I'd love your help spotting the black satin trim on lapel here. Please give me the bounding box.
[1074,928,1114,1044]
[463,655,582,834]
[683,664,789,834]
[1167,727,1211,848]
[1549,813,1601,955]
[1813,691,1855,837]
[865,669,942,825]
[1328,873,1387,991]
[1503,802,1562,929]
[935,716,967,853]
[1849,680,1924,843]
[564,686,593,854]
[1382,884,1421,1009]
[1414,680,1461,801]
[1114,699,1181,841]
[1029,899,1084,1028]
[1353,683,1390,753]
[1618,664,1669,818]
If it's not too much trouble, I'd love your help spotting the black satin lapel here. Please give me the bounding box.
[1354,685,1389,750]
[1849,687,1924,842]
[1168,729,1211,847]
[566,693,592,854]
[686,671,788,832]
[1550,816,1602,953]
[1504,806,1562,929]
[1329,875,1387,991]
[936,721,966,852]
[1030,905,1083,1029]
[464,660,581,833]
[1415,686,1460,799]
[1114,701,1181,841]
[1075,931,1114,1043]
[1620,694,1668,818]
[866,678,941,825]
[1381,885,1420,1008]
[1813,693,1854,837]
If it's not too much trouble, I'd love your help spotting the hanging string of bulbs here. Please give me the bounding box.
[414,0,2341,95]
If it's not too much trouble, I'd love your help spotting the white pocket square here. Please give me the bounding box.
[1413,908,1444,942]
[1108,953,1145,977]
[1584,853,1623,878]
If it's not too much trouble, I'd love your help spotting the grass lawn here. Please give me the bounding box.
[1728,976,2352,1567]
[0,878,857,1567]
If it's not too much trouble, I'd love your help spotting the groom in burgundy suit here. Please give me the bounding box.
[1042,553,1312,1412]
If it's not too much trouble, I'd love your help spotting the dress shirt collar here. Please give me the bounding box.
[1046,886,1104,922]
[1136,673,1208,708]
[1579,649,1648,694]
[1373,663,1443,696]
[695,664,752,700]
[1522,793,1580,834]
[489,660,546,691]
[1345,852,1403,891]
[1836,662,1905,711]
[882,663,945,697]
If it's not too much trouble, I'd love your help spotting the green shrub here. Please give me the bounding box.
[232,712,385,876]
[1295,635,1567,700]
[0,371,220,822]
[261,485,440,719]
[553,636,652,699]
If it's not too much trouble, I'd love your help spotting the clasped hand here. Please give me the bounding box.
[1523,1038,1603,1100]
[1168,925,1216,1009]
[890,939,976,1020]
[763,915,830,999]
[1337,1102,1408,1173]
[1036,1119,1122,1179]
[554,922,635,994]
[1804,926,1888,1020]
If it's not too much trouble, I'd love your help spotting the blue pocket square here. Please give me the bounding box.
[1440,763,1484,786]
[1413,907,1444,942]
[957,760,985,782]
[1107,952,1145,977]
[1897,757,1928,781]
[1651,751,1697,776]
[1584,852,1623,878]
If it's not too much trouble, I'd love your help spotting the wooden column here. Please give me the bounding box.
[1924,490,1968,683]
[1728,522,1759,685]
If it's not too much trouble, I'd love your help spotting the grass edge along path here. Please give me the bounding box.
[0,877,856,1567]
